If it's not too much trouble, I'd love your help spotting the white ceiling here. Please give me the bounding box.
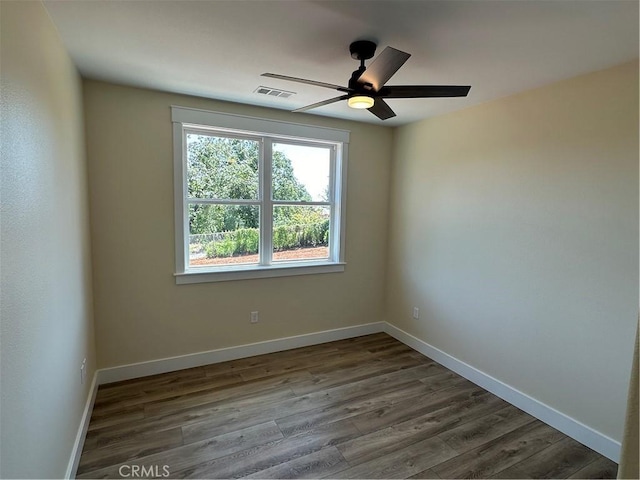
[43,0,638,126]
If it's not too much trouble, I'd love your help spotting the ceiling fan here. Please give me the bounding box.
[262,40,471,120]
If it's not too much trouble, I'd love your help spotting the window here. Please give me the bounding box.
[172,107,349,283]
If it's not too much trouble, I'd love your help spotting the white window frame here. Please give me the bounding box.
[172,106,349,284]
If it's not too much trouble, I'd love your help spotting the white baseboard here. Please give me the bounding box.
[383,322,621,462]
[65,371,99,479]
[97,322,385,385]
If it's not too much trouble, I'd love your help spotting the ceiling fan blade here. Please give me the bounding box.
[262,73,351,93]
[380,85,471,98]
[293,95,349,113]
[368,98,396,120]
[357,47,411,92]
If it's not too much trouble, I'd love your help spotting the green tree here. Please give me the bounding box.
[272,151,311,202]
[187,135,259,233]
[187,135,317,234]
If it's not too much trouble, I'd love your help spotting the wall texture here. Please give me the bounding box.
[0,1,96,477]
[82,81,393,368]
[386,61,638,444]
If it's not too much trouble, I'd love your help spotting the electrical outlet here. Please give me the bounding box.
[80,358,87,384]
[412,307,420,319]
[250,311,259,323]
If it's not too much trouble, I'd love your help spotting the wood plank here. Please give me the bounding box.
[180,389,332,445]
[431,421,566,479]
[274,371,467,440]
[91,371,245,417]
[97,365,207,392]
[181,369,429,445]
[437,405,535,452]
[238,348,374,381]
[330,333,398,351]
[76,427,183,475]
[87,405,145,432]
[349,383,488,435]
[77,421,283,479]
[245,446,348,479]
[408,468,442,479]
[331,437,457,479]
[418,370,475,391]
[142,370,309,417]
[85,386,295,450]
[489,464,530,478]
[366,342,415,355]
[338,391,506,464]
[276,379,432,436]
[307,351,423,376]
[568,457,618,479]
[175,419,361,479]
[293,358,442,396]
[203,344,359,379]
[512,436,602,479]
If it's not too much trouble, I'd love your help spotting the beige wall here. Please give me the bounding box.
[386,61,639,443]
[82,81,393,368]
[0,1,96,478]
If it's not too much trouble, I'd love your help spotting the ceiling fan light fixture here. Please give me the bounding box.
[264,41,470,120]
[347,95,374,109]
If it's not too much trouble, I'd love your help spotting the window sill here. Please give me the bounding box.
[175,261,346,284]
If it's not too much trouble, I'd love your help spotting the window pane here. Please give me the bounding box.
[272,143,330,202]
[272,205,329,262]
[188,204,260,266]
[187,134,259,200]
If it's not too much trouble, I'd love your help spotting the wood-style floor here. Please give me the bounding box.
[77,333,618,479]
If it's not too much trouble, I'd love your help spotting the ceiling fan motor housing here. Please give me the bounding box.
[349,40,377,61]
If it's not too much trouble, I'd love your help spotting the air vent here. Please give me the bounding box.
[254,86,295,99]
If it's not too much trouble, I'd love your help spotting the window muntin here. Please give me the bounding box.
[175,114,345,280]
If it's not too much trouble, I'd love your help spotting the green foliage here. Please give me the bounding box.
[188,135,316,235]
[235,228,260,254]
[206,237,235,258]
[272,220,329,251]
[204,228,260,258]
[205,221,329,258]
[272,151,312,202]
[187,136,259,201]
[189,204,259,237]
